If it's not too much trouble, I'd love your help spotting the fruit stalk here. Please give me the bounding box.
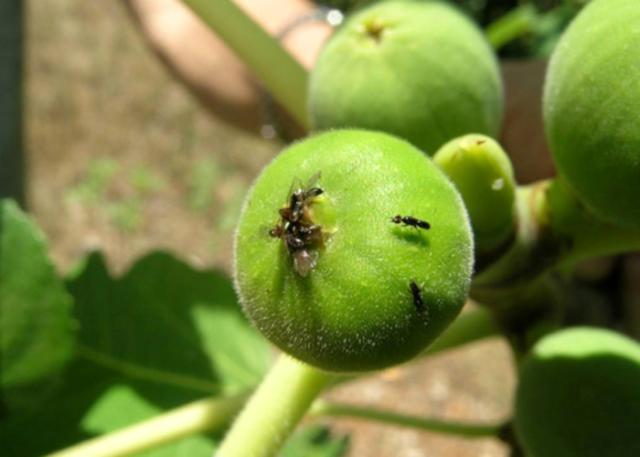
[541,179,640,266]
[473,179,640,290]
[215,354,333,457]
[181,0,309,128]
[423,305,499,356]
[46,394,248,457]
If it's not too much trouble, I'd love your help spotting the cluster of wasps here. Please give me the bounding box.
[269,172,431,314]
[268,172,325,277]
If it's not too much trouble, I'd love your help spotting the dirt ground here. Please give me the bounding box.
[25,1,514,455]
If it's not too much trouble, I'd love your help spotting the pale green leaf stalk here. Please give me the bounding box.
[47,395,248,457]
[434,134,516,255]
[181,0,309,128]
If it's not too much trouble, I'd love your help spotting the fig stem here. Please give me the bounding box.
[45,393,248,457]
[215,354,333,457]
[474,179,640,290]
[180,0,310,129]
[310,401,504,438]
[423,305,499,356]
[542,178,640,267]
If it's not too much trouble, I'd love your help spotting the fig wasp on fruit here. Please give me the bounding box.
[391,215,431,230]
[279,171,324,224]
[269,172,325,277]
[409,280,427,315]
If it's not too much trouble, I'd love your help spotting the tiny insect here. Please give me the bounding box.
[268,172,325,277]
[409,280,427,314]
[269,222,322,252]
[279,172,324,223]
[391,215,431,230]
[292,249,319,278]
[290,223,323,246]
[269,224,303,249]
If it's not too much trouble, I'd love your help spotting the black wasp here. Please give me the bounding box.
[391,215,431,230]
[269,172,324,277]
[409,280,427,315]
[279,172,323,224]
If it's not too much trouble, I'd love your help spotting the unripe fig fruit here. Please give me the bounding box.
[234,130,473,372]
[544,0,640,228]
[434,134,516,253]
[308,0,503,155]
[515,327,640,457]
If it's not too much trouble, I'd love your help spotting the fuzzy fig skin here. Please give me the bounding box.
[309,0,503,156]
[434,134,516,253]
[515,327,640,457]
[544,0,640,228]
[234,130,473,372]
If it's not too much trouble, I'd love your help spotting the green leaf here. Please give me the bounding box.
[2,360,221,456]
[69,251,270,395]
[0,199,75,387]
[280,425,350,457]
[2,250,272,456]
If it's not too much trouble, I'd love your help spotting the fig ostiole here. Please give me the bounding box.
[234,129,473,372]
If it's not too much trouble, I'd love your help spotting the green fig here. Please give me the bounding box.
[434,134,516,253]
[234,130,473,372]
[515,327,640,457]
[544,0,640,228]
[308,0,503,155]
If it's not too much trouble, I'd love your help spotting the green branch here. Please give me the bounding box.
[311,401,503,438]
[46,394,248,457]
[541,178,640,266]
[486,4,537,50]
[215,354,333,457]
[423,305,499,356]
[474,179,640,291]
[181,0,310,128]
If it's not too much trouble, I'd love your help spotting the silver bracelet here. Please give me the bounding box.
[277,7,344,40]
[260,7,344,140]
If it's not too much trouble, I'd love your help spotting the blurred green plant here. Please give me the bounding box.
[188,159,221,213]
[66,159,118,204]
[66,159,166,232]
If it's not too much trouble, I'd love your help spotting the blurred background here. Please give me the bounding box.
[26,1,278,275]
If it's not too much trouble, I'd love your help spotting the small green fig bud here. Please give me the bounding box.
[515,327,640,457]
[544,0,640,228]
[433,134,516,253]
[308,0,503,155]
[234,130,473,372]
